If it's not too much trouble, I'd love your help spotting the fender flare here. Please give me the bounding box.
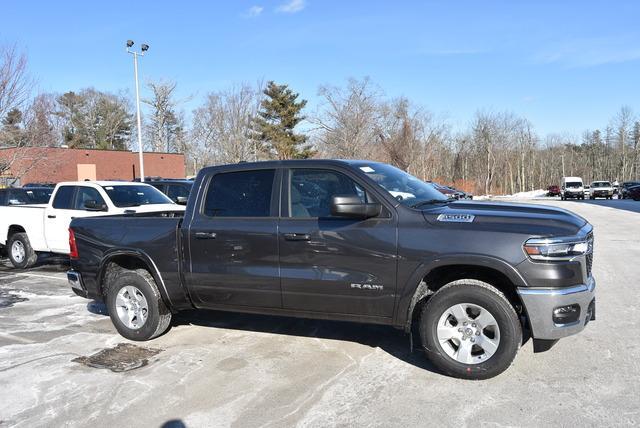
[97,248,173,308]
[395,254,528,331]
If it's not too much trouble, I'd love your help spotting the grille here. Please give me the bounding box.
[586,233,594,278]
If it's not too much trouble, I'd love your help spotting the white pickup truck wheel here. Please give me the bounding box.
[105,269,172,341]
[420,279,522,380]
[7,233,37,269]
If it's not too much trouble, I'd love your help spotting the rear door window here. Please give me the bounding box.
[203,170,275,217]
[52,186,76,209]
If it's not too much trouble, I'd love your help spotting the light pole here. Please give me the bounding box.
[126,40,149,182]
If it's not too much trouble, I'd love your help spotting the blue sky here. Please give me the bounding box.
[3,0,640,135]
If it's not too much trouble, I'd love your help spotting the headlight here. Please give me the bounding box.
[524,239,589,261]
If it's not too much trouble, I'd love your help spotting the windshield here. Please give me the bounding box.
[566,182,582,188]
[7,188,52,205]
[102,185,174,207]
[592,182,611,188]
[355,163,449,207]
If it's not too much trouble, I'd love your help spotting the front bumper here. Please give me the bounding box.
[517,276,596,340]
[67,270,89,298]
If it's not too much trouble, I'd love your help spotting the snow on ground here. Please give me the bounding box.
[474,189,549,200]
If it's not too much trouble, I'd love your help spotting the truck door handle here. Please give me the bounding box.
[195,231,217,239]
[283,233,311,241]
[47,215,56,219]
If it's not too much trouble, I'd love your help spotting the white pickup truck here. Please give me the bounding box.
[0,181,184,268]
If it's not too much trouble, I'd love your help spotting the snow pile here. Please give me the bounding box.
[475,189,549,200]
[510,189,548,198]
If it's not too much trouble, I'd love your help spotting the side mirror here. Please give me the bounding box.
[84,200,107,211]
[176,196,188,205]
[331,195,381,219]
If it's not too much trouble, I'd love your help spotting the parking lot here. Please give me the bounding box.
[0,199,639,427]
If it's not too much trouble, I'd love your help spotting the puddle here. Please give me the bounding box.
[73,343,163,372]
[0,290,28,308]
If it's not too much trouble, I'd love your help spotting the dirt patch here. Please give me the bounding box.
[0,289,28,308]
[73,343,163,372]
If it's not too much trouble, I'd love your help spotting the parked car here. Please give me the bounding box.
[443,186,473,200]
[626,184,640,201]
[0,187,53,206]
[23,182,56,188]
[560,177,584,200]
[146,179,193,205]
[0,181,184,268]
[620,181,640,199]
[589,181,614,199]
[68,160,596,380]
[430,182,457,199]
[547,185,561,197]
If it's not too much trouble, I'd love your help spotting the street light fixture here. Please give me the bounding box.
[126,40,149,182]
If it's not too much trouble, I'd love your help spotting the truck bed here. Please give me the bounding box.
[70,211,186,305]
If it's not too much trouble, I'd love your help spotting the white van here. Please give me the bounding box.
[560,177,584,200]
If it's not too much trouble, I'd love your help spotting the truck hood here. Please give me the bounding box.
[422,200,587,238]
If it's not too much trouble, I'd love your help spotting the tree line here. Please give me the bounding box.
[1,45,639,194]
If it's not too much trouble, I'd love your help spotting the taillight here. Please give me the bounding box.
[69,228,79,259]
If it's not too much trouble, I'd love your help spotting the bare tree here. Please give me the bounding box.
[191,84,262,167]
[0,45,32,120]
[143,80,182,152]
[311,77,383,159]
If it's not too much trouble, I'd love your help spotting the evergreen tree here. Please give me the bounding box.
[254,81,313,159]
[1,108,25,146]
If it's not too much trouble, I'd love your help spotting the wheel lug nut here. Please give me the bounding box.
[470,338,475,343]
[472,323,476,328]
[458,328,463,332]
[463,322,468,326]
[475,331,480,336]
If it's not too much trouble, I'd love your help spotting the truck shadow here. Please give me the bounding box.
[172,310,443,376]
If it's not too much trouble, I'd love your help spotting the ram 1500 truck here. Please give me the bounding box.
[68,160,596,379]
[0,181,183,268]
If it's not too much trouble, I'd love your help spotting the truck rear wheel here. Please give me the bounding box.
[419,279,522,380]
[105,269,171,341]
[7,232,37,269]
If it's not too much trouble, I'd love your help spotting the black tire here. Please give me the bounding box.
[105,269,172,341]
[419,279,522,380]
[7,232,38,269]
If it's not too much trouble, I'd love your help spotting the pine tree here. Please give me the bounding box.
[254,81,313,159]
[1,108,25,146]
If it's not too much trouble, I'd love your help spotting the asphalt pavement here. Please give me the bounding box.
[0,198,638,427]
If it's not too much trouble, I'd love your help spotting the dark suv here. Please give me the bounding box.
[0,187,53,206]
[146,179,193,205]
[620,181,640,199]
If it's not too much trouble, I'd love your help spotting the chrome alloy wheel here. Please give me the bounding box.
[436,303,501,364]
[115,286,149,329]
[11,241,25,264]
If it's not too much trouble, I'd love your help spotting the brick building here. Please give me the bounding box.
[0,147,185,186]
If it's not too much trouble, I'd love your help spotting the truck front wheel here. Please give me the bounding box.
[419,279,522,380]
[7,232,37,269]
[105,269,172,341]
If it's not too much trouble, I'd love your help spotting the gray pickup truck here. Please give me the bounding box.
[68,160,596,379]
